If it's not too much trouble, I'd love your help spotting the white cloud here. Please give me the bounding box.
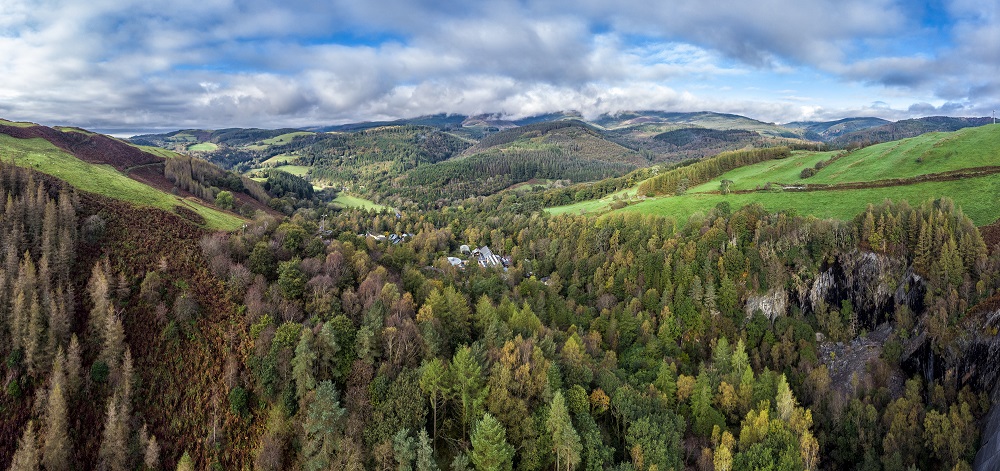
[0,0,996,129]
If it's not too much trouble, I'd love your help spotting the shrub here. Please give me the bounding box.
[229,386,250,417]
[216,191,235,210]
[800,168,817,179]
[82,214,106,244]
[91,361,109,383]
[173,291,200,324]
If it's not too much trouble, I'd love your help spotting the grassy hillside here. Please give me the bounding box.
[0,134,244,230]
[551,124,1000,226]
[622,173,1000,226]
[688,124,1000,192]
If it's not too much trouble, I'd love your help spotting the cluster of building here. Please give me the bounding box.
[361,232,413,244]
[446,245,512,269]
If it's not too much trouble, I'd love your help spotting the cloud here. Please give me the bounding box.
[0,0,996,130]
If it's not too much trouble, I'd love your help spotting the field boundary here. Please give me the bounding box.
[703,165,1000,195]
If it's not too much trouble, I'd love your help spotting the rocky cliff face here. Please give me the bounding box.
[802,249,923,328]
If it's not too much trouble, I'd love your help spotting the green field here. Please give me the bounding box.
[620,173,1000,226]
[187,142,219,152]
[688,125,1000,194]
[262,131,314,145]
[129,144,181,159]
[273,165,310,176]
[332,192,389,212]
[0,135,243,230]
[262,154,296,166]
[688,151,835,193]
[546,187,638,215]
[0,118,36,128]
[548,125,1000,226]
[54,126,95,135]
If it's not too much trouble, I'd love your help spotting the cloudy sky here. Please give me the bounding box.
[0,0,997,132]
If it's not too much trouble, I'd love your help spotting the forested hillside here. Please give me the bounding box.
[830,117,992,148]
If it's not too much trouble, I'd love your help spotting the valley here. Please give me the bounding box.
[1,111,999,471]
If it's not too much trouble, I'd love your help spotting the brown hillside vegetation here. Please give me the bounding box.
[0,163,258,469]
[0,123,161,170]
[78,192,259,469]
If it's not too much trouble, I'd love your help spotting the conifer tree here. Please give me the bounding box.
[302,380,347,471]
[144,432,161,470]
[10,421,39,471]
[450,346,486,441]
[88,262,111,345]
[415,429,438,471]
[547,391,582,471]
[653,361,677,407]
[776,374,796,422]
[25,293,45,375]
[47,285,70,355]
[42,354,71,471]
[469,413,514,471]
[175,452,194,471]
[65,334,82,396]
[101,311,125,383]
[98,392,128,471]
[392,428,416,471]
[419,358,448,445]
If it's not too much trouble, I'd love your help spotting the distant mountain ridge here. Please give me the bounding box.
[782,117,890,141]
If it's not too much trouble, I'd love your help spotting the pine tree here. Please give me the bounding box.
[653,361,677,407]
[98,393,128,471]
[469,413,515,471]
[450,346,486,441]
[175,452,194,471]
[144,432,161,470]
[25,293,45,375]
[419,358,448,445]
[415,429,438,471]
[302,380,347,471]
[392,428,416,471]
[10,421,39,471]
[776,374,796,423]
[65,334,82,396]
[42,354,71,471]
[101,311,125,383]
[88,262,111,346]
[547,391,582,471]
[119,348,134,413]
[47,284,70,355]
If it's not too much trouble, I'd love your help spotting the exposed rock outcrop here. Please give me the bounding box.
[745,289,788,321]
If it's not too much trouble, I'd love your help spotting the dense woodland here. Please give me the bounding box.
[3,119,1000,471]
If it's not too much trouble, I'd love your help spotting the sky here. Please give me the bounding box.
[0,0,997,133]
